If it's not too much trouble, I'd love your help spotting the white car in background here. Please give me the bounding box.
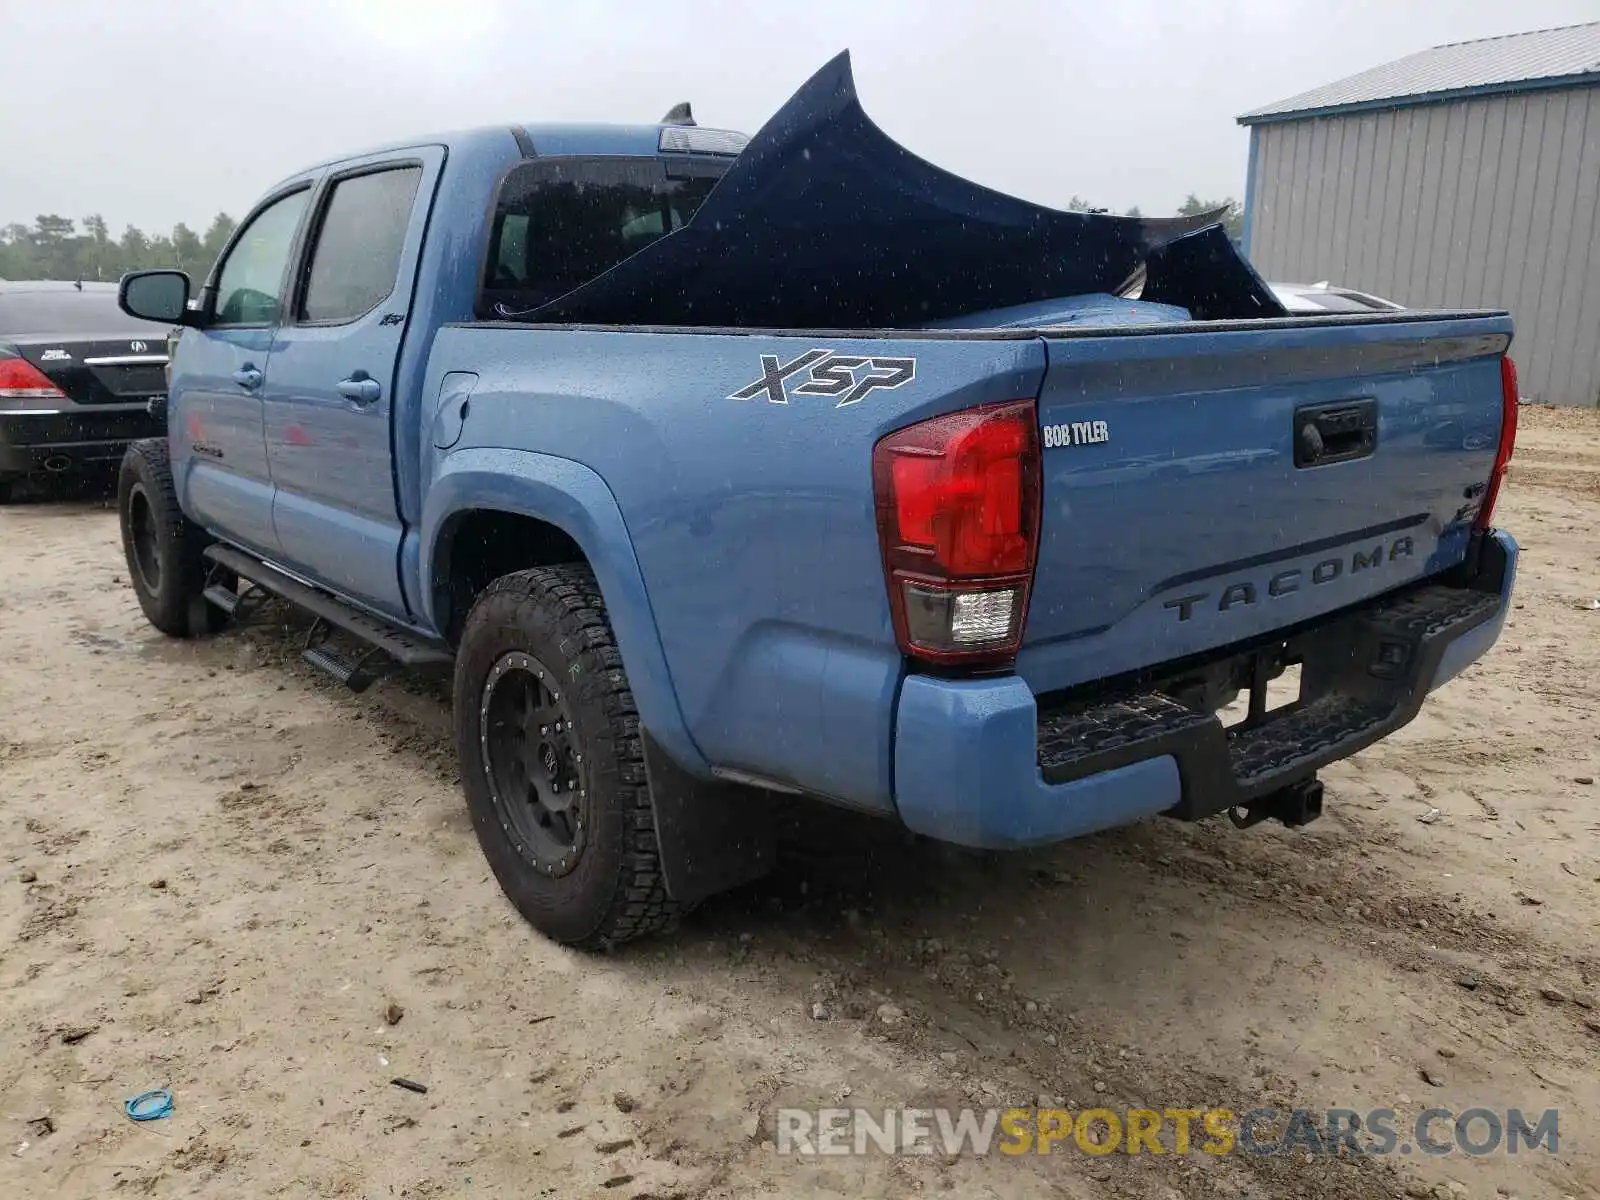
[1119,269,1405,315]
[1267,280,1406,314]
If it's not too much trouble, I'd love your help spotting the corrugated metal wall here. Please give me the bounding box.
[1245,84,1600,406]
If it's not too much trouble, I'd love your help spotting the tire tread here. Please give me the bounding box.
[462,564,677,947]
[118,438,224,638]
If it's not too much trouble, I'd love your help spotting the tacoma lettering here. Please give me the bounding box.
[1164,537,1415,622]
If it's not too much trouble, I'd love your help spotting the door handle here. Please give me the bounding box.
[337,376,382,405]
[232,366,263,390]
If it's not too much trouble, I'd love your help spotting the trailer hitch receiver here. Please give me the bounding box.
[1228,776,1324,830]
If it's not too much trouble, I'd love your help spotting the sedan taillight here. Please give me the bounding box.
[0,356,66,404]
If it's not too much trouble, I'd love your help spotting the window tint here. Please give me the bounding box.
[214,189,310,326]
[300,167,422,324]
[0,289,169,337]
[483,157,725,311]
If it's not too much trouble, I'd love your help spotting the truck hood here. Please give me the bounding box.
[509,51,1279,329]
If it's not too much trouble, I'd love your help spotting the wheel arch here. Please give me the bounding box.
[420,448,707,774]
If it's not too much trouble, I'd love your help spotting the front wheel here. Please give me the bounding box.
[453,564,678,948]
[117,439,226,638]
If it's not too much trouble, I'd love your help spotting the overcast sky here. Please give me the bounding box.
[4,0,1597,235]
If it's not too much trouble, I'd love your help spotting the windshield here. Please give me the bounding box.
[483,156,725,314]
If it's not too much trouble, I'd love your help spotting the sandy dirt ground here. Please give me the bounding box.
[2,406,1598,1200]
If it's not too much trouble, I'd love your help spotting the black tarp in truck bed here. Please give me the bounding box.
[507,50,1286,330]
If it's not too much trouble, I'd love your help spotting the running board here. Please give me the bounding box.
[202,545,453,689]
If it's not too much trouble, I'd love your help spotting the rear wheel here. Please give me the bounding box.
[453,565,677,948]
[117,439,226,638]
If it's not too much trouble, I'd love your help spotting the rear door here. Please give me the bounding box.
[260,150,439,621]
[173,184,314,556]
[1019,314,1512,691]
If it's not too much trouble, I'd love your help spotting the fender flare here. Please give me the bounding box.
[420,447,708,775]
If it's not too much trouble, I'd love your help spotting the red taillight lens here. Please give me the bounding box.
[0,356,66,402]
[1473,355,1519,532]
[872,400,1041,666]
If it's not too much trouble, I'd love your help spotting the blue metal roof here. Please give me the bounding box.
[1239,21,1600,125]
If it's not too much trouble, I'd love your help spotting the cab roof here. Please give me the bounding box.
[289,122,749,180]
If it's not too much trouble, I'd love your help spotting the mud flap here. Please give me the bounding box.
[642,731,776,906]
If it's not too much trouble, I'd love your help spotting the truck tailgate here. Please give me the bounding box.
[1019,313,1512,692]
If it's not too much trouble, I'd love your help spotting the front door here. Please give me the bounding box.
[261,151,440,621]
[172,184,312,557]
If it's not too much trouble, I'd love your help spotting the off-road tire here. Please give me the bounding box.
[454,565,678,948]
[117,438,226,638]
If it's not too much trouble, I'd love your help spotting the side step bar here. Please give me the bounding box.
[202,544,453,692]
[203,582,243,614]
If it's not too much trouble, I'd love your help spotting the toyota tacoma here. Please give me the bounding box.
[111,52,1519,947]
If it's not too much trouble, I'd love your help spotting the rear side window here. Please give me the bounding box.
[300,166,423,324]
[214,188,311,326]
[0,290,167,337]
[482,157,724,313]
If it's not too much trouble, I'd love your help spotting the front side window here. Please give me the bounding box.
[213,189,310,326]
[483,157,725,312]
[300,166,423,324]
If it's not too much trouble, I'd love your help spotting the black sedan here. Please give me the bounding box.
[0,280,173,500]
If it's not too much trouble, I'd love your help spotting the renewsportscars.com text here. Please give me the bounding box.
[775,1106,1559,1158]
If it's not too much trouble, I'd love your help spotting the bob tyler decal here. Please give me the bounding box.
[730,350,916,408]
[1042,420,1109,449]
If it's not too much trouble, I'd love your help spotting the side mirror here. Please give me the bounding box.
[119,270,193,325]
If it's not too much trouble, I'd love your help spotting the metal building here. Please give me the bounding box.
[1238,22,1600,406]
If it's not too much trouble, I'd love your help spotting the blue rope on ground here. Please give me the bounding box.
[125,1090,173,1121]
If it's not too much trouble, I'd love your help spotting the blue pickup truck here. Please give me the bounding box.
[114,53,1519,947]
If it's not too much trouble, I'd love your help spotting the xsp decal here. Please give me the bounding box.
[1042,420,1109,449]
[730,350,917,408]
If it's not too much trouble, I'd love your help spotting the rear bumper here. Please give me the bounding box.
[892,529,1517,849]
[0,406,161,474]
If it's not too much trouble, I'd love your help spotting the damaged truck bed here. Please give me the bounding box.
[113,50,1519,947]
[491,51,1284,330]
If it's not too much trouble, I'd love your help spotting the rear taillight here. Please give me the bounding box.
[872,399,1041,667]
[1473,355,1519,532]
[0,356,66,403]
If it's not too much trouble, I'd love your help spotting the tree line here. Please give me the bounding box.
[0,193,1243,285]
[1068,193,1245,241]
[0,213,238,284]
